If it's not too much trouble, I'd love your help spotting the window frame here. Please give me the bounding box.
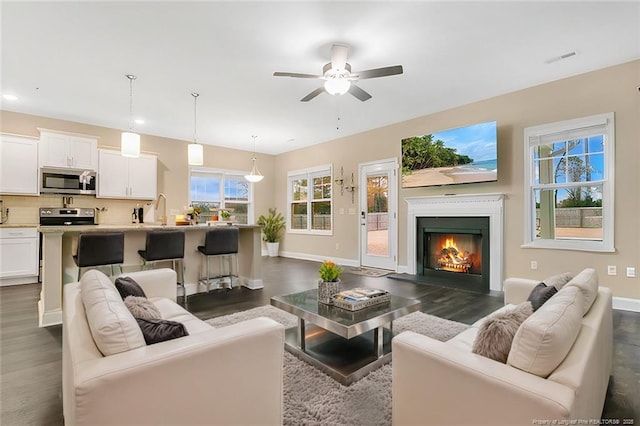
[522,112,615,252]
[287,164,333,236]
[188,166,254,224]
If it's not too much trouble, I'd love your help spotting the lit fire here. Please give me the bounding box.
[437,237,472,273]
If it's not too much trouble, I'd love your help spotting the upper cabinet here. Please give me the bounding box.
[97,149,157,200]
[39,129,98,170]
[0,134,39,195]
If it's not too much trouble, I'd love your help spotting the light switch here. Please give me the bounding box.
[626,267,636,278]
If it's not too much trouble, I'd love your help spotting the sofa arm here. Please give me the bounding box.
[504,277,540,305]
[71,317,284,425]
[392,331,575,426]
[117,268,177,301]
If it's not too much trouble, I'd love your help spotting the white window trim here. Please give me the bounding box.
[522,112,615,252]
[287,163,333,236]
[188,166,255,224]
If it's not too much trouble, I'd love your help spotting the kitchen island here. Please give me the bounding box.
[38,223,263,327]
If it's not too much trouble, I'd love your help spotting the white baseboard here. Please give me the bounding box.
[612,296,640,312]
[38,299,62,327]
[396,265,410,274]
[278,251,360,268]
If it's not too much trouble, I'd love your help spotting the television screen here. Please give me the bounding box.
[401,120,498,188]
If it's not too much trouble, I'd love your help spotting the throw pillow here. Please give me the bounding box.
[124,296,161,320]
[527,283,558,311]
[136,318,189,345]
[472,301,534,363]
[543,272,574,291]
[115,276,147,300]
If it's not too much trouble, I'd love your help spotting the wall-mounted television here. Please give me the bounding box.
[401,120,497,188]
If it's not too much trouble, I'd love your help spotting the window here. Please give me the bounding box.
[288,164,332,234]
[523,113,614,252]
[189,168,253,224]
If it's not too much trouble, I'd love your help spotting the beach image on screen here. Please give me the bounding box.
[401,121,497,188]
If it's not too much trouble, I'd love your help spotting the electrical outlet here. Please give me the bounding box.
[530,261,537,270]
[607,265,617,276]
[626,267,636,278]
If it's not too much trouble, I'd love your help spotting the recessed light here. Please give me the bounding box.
[134,119,145,125]
[2,94,18,101]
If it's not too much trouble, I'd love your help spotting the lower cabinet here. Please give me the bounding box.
[0,228,39,286]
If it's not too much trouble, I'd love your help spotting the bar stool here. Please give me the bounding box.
[198,227,239,290]
[73,232,124,280]
[138,230,186,303]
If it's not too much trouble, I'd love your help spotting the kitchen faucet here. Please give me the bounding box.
[155,193,167,226]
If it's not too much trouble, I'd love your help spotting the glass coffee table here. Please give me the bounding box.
[271,288,420,385]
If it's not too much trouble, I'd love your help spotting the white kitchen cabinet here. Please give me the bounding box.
[39,129,98,170]
[0,134,39,195]
[0,227,39,286]
[97,149,157,200]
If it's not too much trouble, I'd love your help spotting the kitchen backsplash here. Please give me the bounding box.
[0,194,156,225]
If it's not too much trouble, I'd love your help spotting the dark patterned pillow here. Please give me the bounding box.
[114,276,146,300]
[472,301,534,363]
[136,318,188,345]
[527,283,558,311]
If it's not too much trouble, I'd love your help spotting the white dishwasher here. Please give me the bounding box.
[0,227,39,286]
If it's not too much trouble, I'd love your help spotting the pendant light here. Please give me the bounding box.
[244,135,264,183]
[121,74,141,158]
[188,92,203,165]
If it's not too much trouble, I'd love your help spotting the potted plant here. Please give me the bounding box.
[257,208,286,257]
[318,260,343,304]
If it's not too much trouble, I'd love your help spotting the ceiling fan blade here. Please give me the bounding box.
[273,72,321,79]
[355,65,404,80]
[348,84,372,102]
[330,44,349,71]
[301,87,325,102]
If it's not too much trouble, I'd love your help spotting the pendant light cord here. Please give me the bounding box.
[252,135,257,160]
[192,92,199,143]
[126,74,137,132]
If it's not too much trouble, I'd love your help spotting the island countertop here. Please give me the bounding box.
[38,223,261,233]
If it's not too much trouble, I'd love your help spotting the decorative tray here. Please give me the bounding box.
[332,288,391,311]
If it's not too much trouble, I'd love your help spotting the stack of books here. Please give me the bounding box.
[332,288,391,311]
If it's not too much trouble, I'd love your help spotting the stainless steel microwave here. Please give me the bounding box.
[40,167,97,195]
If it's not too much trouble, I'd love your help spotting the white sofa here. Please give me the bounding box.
[63,268,285,426]
[392,269,613,426]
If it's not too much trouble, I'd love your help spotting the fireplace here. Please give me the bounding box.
[417,216,490,293]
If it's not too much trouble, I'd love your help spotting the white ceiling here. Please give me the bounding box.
[2,1,639,155]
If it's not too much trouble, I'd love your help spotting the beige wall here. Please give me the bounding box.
[2,60,638,299]
[0,111,276,226]
[275,60,640,299]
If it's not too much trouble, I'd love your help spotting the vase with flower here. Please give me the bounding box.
[318,260,343,305]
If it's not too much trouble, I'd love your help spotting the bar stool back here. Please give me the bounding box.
[197,227,239,290]
[138,230,186,302]
[73,232,125,280]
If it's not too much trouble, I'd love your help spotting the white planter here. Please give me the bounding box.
[266,242,279,257]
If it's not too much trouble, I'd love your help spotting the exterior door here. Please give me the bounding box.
[359,159,398,270]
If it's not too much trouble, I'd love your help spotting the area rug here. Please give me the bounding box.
[346,267,394,278]
[206,305,468,426]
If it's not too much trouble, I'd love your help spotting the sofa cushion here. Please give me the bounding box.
[472,301,533,363]
[527,283,558,311]
[136,318,189,345]
[80,270,146,356]
[124,295,162,320]
[507,285,583,378]
[543,272,574,291]
[564,268,598,315]
[150,297,215,335]
[115,276,147,299]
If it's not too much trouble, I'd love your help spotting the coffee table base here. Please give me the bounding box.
[283,324,393,386]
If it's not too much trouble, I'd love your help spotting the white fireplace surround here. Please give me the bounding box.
[406,193,504,291]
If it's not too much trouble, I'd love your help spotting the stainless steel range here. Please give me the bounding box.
[39,207,96,226]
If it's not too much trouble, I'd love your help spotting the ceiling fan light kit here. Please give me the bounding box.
[244,135,264,183]
[188,92,204,166]
[121,74,141,158]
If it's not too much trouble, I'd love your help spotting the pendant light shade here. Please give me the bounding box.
[188,92,204,165]
[121,74,140,158]
[244,135,264,183]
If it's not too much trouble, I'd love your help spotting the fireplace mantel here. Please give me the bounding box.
[406,193,504,291]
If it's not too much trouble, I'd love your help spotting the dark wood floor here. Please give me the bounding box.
[1,256,638,424]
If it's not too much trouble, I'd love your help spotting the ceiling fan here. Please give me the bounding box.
[273,44,404,102]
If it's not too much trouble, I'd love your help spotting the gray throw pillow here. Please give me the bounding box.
[124,296,161,320]
[543,272,573,291]
[136,318,189,345]
[472,301,534,363]
[115,276,147,300]
[527,283,558,311]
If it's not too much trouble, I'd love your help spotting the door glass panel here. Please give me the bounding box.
[366,174,389,256]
